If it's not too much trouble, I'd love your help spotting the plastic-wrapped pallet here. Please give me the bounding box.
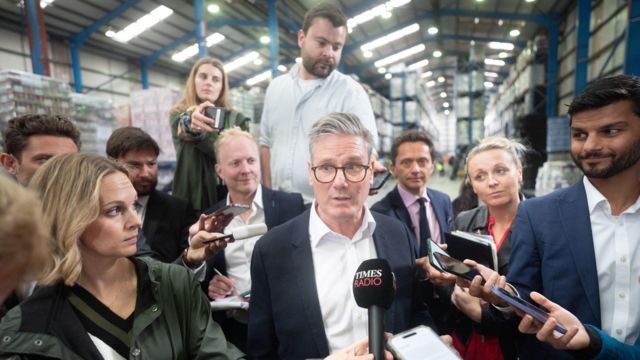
[0,70,71,151]
[130,88,180,163]
[70,93,117,155]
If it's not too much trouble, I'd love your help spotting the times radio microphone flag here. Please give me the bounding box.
[353,259,395,360]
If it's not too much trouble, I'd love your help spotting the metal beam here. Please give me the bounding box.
[69,0,141,92]
[546,22,559,118]
[439,8,557,27]
[268,0,280,77]
[25,0,43,75]
[574,0,590,95]
[195,0,206,58]
[624,0,640,75]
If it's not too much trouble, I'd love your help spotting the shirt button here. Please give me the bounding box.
[619,292,626,299]
[616,329,623,335]
[131,348,141,357]
[619,221,624,226]
[151,305,158,312]
[34,339,43,346]
[3,336,11,343]
[620,256,627,263]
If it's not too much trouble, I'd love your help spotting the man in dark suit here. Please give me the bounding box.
[106,127,197,263]
[502,75,640,359]
[248,113,433,359]
[202,127,305,352]
[371,130,454,334]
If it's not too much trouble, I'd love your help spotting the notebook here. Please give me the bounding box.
[444,230,498,271]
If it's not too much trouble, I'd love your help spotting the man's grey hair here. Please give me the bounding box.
[308,112,375,160]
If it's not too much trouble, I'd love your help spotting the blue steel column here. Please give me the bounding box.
[195,0,206,58]
[574,0,591,95]
[25,0,44,75]
[71,46,82,92]
[141,62,149,89]
[546,22,559,118]
[268,0,279,77]
[624,0,640,75]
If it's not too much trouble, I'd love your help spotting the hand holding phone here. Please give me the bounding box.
[387,325,460,360]
[429,245,486,285]
[490,285,568,334]
[370,170,391,191]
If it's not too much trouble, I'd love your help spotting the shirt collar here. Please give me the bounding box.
[226,184,263,210]
[309,200,377,248]
[583,176,640,215]
[397,184,430,208]
[289,63,337,84]
[136,194,150,208]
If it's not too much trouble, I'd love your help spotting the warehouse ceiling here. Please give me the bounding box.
[0,0,573,97]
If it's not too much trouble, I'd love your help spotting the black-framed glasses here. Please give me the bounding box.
[311,164,370,183]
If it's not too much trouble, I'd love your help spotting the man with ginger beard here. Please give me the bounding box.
[259,2,378,202]
[106,127,197,263]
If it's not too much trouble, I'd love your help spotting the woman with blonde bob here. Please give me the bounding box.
[0,153,243,359]
[0,176,49,310]
[170,57,250,212]
[448,136,527,360]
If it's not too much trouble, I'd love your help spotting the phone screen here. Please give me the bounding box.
[370,170,391,191]
[433,252,485,284]
[209,204,250,217]
[387,325,460,360]
[490,285,567,334]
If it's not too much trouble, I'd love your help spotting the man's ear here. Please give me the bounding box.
[308,161,314,186]
[0,153,19,175]
[215,163,222,178]
[298,29,305,48]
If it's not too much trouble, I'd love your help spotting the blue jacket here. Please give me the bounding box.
[508,180,601,359]
[591,325,640,360]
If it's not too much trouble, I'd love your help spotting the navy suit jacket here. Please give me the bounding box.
[508,180,601,359]
[142,189,197,263]
[248,210,432,360]
[371,186,453,252]
[202,186,305,284]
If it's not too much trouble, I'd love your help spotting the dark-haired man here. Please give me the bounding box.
[106,127,197,263]
[502,75,640,359]
[1,114,80,185]
[259,2,378,201]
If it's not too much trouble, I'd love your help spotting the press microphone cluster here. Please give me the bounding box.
[353,258,395,360]
[203,223,268,244]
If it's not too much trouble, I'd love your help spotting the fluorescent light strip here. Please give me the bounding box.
[113,5,173,43]
[484,71,499,78]
[40,0,54,8]
[374,44,425,68]
[420,71,433,78]
[347,0,411,30]
[172,33,225,62]
[488,41,514,51]
[484,58,506,66]
[225,51,260,73]
[246,70,272,86]
[361,23,419,52]
[407,58,429,71]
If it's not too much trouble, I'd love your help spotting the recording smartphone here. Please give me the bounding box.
[427,238,448,272]
[206,204,250,218]
[370,170,391,191]
[387,325,460,360]
[490,285,567,334]
[433,252,485,285]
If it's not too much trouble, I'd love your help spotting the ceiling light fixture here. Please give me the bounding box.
[426,80,436,87]
[443,102,450,108]
[363,51,373,58]
[260,35,270,44]
[484,71,499,78]
[499,52,509,58]
[440,91,447,98]
[437,76,445,83]
[484,81,494,88]
[171,32,225,62]
[488,41,515,50]
[347,0,411,31]
[41,0,55,8]
[433,50,442,58]
[295,57,302,63]
[361,23,420,52]
[427,26,439,35]
[374,44,426,67]
[421,71,433,78]
[385,73,393,79]
[277,64,287,72]
[444,109,450,115]
[378,67,387,74]
[113,5,173,43]
[207,4,220,13]
[509,29,521,37]
[224,51,260,73]
[246,70,272,86]
[407,59,429,71]
[253,58,263,65]
[484,58,506,66]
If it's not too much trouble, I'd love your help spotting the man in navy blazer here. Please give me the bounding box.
[505,75,640,359]
[201,127,304,352]
[371,130,453,334]
[248,113,433,359]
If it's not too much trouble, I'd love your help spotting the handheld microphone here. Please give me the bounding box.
[202,223,268,244]
[353,259,395,360]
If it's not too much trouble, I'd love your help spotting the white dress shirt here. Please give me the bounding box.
[135,194,149,225]
[309,202,378,353]
[584,177,640,344]
[224,185,265,294]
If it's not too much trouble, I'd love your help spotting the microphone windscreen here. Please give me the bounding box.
[352,258,395,309]
[227,223,268,240]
